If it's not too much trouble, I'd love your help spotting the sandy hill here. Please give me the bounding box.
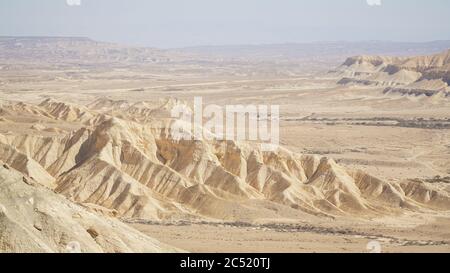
[0,163,181,253]
[332,49,450,96]
[1,98,449,225]
[38,98,95,122]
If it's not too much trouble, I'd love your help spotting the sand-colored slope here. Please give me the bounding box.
[39,98,95,122]
[0,142,55,188]
[0,164,181,253]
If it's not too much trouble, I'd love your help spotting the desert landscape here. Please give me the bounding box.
[0,37,450,253]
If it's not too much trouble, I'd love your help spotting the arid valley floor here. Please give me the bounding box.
[0,38,449,253]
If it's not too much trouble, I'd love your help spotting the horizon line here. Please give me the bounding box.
[2,35,450,50]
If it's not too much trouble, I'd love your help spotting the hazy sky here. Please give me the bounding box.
[1,0,450,48]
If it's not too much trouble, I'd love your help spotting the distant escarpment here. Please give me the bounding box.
[331,49,450,97]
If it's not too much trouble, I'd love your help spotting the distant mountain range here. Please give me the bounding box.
[2,36,450,68]
[176,41,450,62]
[0,36,177,65]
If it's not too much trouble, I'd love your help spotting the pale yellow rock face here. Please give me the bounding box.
[0,164,182,253]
